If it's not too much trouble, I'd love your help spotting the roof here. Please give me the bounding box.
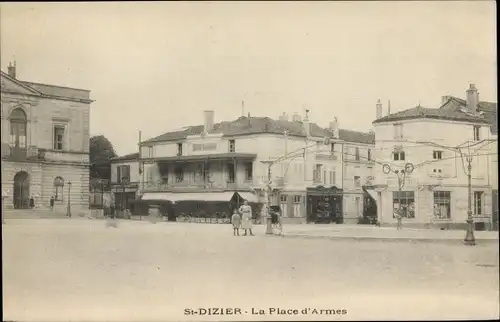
[373,103,491,126]
[144,153,257,162]
[111,152,139,162]
[143,116,375,145]
[1,70,92,102]
[439,97,497,134]
[22,81,90,101]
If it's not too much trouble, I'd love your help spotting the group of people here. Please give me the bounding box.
[230,200,254,236]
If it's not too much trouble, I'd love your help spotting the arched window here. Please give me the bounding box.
[54,177,65,201]
[9,108,27,148]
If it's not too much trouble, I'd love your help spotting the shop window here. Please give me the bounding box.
[54,176,65,201]
[433,191,451,219]
[392,191,415,218]
[474,191,483,215]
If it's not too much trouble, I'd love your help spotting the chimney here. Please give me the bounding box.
[329,117,339,139]
[292,113,301,122]
[7,61,16,78]
[387,100,391,115]
[376,99,383,119]
[441,95,451,105]
[303,110,311,137]
[278,112,289,121]
[203,110,215,133]
[466,84,479,114]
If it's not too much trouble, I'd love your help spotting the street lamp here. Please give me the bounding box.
[382,162,414,227]
[66,181,72,217]
[463,145,476,246]
[121,177,129,218]
[261,160,274,235]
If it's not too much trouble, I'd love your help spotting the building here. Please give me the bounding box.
[138,110,375,224]
[1,63,93,214]
[372,84,497,229]
[110,152,140,211]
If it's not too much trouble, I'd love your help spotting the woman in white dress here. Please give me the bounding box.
[239,200,254,236]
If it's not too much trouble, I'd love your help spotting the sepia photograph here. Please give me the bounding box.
[1,1,498,321]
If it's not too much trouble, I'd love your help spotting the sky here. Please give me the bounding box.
[1,1,497,156]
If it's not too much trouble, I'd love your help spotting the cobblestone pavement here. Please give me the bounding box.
[3,219,499,321]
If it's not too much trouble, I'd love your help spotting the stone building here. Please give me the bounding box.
[1,63,93,214]
[110,152,140,210]
[372,84,497,229]
[138,110,374,224]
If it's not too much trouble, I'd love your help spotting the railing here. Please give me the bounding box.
[1,144,45,161]
[143,180,255,192]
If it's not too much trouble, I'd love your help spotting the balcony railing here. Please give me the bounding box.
[1,144,45,162]
[143,180,255,192]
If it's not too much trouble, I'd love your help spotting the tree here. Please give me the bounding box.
[89,135,117,180]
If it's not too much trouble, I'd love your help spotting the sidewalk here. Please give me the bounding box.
[281,224,499,243]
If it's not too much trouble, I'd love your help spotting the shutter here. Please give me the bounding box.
[117,166,121,183]
[323,170,327,184]
[125,165,130,180]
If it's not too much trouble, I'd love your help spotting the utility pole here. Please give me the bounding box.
[261,160,274,235]
[463,141,476,245]
[66,181,72,217]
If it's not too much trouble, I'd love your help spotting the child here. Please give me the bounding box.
[231,208,241,236]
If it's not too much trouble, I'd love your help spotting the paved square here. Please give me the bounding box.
[3,219,499,321]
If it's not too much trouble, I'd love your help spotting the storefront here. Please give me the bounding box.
[306,186,343,224]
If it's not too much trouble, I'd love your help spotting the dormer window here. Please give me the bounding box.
[393,123,404,139]
[177,143,183,156]
[229,139,235,153]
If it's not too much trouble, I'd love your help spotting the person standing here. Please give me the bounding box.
[29,195,35,209]
[239,200,254,236]
[231,208,241,236]
[50,196,55,211]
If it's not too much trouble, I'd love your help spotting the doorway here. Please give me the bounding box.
[13,171,30,209]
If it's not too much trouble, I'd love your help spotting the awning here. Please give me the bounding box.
[234,192,259,203]
[141,192,235,203]
[364,189,378,203]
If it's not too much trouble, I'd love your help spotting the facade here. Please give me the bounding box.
[1,63,93,214]
[372,84,497,229]
[110,152,140,210]
[138,110,375,224]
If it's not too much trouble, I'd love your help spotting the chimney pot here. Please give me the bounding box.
[376,99,383,119]
[7,61,16,78]
[466,83,479,114]
[203,110,215,133]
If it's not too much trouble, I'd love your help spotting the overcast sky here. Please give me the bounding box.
[1,1,496,156]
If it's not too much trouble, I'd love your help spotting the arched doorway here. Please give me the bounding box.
[13,171,30,209]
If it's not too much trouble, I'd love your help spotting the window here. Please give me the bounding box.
[177,143,183,156]
[227,162,235,183]
[53,126,65,150]
[392,191,415,218]
[53,177,64,201]
[433,151,443,160]
[433,191,451,219]
[329,170,336,185]
[368,149,372,161]
[229,139,235,153]
[313,164,322,182]
[330,143,335,153]
[280,195,288,203]
[473,126,480,141]
[280,195,288,217]
[474,191,483,215]
[174,166,184,182]
[354,176,361,187]
[393,124,404,139]
[355,197,361,216]
[355,147,360,161]
[147,146,153,158]
[9,108,27,148]
[244,162,253,181]
[292,195,301,217]
[293,195,302,203]
[393,151,405,161]
[117,165,131,183]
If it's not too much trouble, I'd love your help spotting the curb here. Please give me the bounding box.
[279,233,499,244]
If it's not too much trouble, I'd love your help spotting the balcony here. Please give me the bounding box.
[1,144,45,162]
[143,180,254,192]
[315,153,338,161]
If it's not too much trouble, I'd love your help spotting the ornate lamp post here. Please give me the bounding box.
[463,146,476,246]
[261,160,274,235]
[121,177,129,218]
[382,162,414,227]
[66,181,72,217]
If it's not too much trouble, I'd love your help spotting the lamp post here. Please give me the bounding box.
[121,177,129,219]
[463,147,476,245]
[66,181,72,217]
[382,162,414,226]
[261,161,274,235]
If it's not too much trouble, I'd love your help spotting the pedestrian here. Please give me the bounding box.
[395,209,402,230]
[231,208,241,236]
[50,196,55,211]
[239,200,254,236]
[29,195,35,209]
